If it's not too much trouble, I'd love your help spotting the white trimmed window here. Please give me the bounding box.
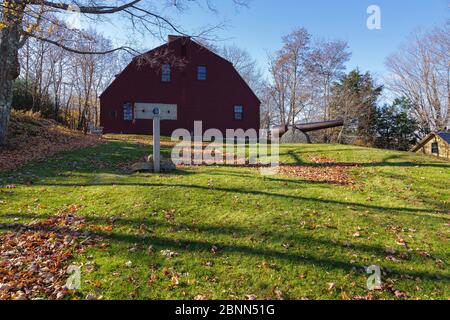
[234,105,243,120]
[162,64,171,82]
[197,65,207,81]
[123,102,133,121]
[431,142,439,154]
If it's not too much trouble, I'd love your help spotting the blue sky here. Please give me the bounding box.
[97,0,449,79]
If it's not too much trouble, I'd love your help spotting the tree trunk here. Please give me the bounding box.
[0,3,24,145]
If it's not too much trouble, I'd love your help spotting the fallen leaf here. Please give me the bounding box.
[211,245,220,254]
[0,214,96,300]
[171,275,180,285]
[125,261,133,268]
[160,250,179,258]
[274,288,284,300]
[394,290,407,299]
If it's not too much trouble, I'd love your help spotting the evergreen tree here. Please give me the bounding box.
[375,98,418,151]
[330,69,383,145]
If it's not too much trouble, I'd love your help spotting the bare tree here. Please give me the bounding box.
[258,83,276,129]
[385,23,450,132]
[307,39,351,122]
[220,45,264,94]
[15,14,118,128]
[268,28,313,126]
[0,0,248,144]
[70,29,117,131]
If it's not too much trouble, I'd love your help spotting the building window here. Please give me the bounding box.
[162,64,171,82]
[110,111,117,118]
[123,102,133,121]
[197,65,207,81]
[234,105,243,120]
[431,142,439,154]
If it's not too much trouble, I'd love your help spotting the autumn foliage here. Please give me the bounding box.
[0,214,96,300]
[279,156,360,185]
[0,111,102,172]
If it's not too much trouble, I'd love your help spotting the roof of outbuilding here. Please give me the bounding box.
[437,132,450,144]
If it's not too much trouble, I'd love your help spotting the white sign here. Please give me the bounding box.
[134,103,177,120]
[133,103,177,173]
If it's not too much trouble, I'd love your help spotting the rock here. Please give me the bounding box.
[280,129,312,144]
[131,162,153,172]
[131,156,176,173]
[147,155,177,171]
[85,294,97,300]
[161,161,176,171]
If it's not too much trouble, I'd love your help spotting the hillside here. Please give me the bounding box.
[0,112,102,172]
[0,137,449,300]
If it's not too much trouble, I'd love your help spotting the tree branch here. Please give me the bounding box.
[24,30,140,55]
[27,0,143,15]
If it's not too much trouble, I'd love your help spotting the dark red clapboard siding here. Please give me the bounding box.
[100,37,261,136]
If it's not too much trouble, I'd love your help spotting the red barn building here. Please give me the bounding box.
[100,36,260,136]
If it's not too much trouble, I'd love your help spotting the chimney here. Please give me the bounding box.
[168,35,182,43]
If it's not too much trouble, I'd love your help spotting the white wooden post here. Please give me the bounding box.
[153,108,161,173]
[134,103,177,173]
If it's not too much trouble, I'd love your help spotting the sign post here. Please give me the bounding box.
[133,103,178,173]
[153,107,161,173]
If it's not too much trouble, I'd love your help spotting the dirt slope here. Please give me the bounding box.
[0,112,101,172]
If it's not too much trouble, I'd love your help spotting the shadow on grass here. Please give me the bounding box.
[286,150,305,164]
[1,214,448,283]
[30,179,448,217]
[278,152,450,169]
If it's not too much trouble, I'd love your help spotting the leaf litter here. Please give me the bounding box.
[0,214,99,300]
[279,156,361,185]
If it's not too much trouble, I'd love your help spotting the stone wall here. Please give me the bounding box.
[417,135,450,160]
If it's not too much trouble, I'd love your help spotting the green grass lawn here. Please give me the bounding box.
[1,135,449,300]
